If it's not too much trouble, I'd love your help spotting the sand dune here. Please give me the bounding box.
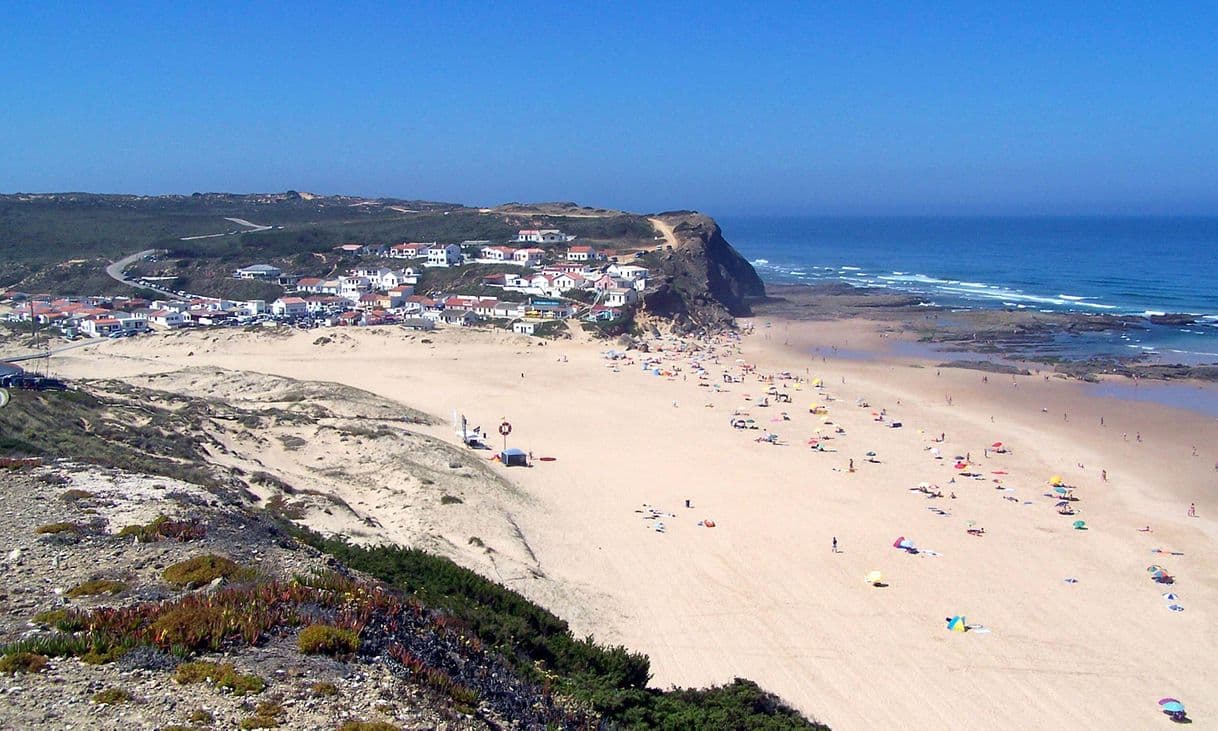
[48,321,1218,729]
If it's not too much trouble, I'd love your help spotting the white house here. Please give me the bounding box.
[386,243,433,259]
[512,320,536,335]
[494,301,524,318]
[271,297,308,318]
[339,276,371,300]
[513,248,545,267]
[605,288,639,307]
[479,245,515,262]
[566,246,598,262]
[440,310,478,327]
[513,229,574,244]
[608,264,649,281]
[305,296,347,314]
[552,272,587,292]
[426,244,463,268]
[148,309,186,328]
[233,264,283,280]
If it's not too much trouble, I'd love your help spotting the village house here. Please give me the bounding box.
[566,245,599,262]
[233,264,283,280]
[512,248,545,267]
[426,244,463,268]
[608,264,649,281]
[339,276,371,301]
[478,245,516,262]
[512,229,574,244]
[512,320,536,335]
[384,242,433,259]
[439,310,478,327]
[305,295,348,315]
[552,272,586,292]
[147,309,186,328]
[271,297,308,318]
[604,287,639,307]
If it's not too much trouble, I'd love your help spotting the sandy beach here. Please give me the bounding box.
[44,319,1218,730]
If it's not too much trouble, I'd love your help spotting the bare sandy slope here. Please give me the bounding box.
[47,322,1218,730]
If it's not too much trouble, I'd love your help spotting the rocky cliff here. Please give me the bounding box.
[642,213,766,331]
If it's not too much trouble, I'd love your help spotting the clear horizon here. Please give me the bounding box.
[3,3,1216,216]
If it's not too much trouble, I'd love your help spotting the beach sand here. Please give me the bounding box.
[46,320,1218,729]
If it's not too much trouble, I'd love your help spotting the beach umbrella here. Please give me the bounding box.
[1148,565,1164,573]
[863,570,884,585]
[991,442,1003,448]
[1053,486,1069,495]
[1055,501,1070,508]
[892,536,906,548]
[1049,475,1064,486]
[947,616,967,632]
[1160,700,1185,714]
[812,378,822,387]
[1162,593,1179,601]
[1072,520,1087,530]
[866,451,877,457]
[955,462,968,470]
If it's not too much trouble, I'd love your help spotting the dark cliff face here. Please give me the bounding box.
[643,213,765,331]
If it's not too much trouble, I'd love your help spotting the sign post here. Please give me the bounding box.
[499,421,512,452]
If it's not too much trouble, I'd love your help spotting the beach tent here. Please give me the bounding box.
[947,615,967,632]
[499,448,528,467]
[1159,698,1187,721]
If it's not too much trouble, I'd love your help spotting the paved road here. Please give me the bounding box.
[105,249,159,287]
[2,338,109,364]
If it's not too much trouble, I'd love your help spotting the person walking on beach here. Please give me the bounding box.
[1188,503,1197,518]
[832,537,838,553]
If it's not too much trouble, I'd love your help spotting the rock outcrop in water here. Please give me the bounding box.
[642,212,766,331]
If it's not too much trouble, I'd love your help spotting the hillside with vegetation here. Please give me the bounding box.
[0,193,661,296]
[0,377,826,730]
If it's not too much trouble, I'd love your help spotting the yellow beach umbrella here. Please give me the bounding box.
[863,570,884,585]
[812,378,823,387]
[1049,475,1064,486]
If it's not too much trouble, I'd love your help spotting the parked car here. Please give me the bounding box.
[0,375,68,391]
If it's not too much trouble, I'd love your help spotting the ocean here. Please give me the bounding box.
[719,216,1218,364]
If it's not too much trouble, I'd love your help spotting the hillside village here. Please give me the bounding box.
[2,229,653,340]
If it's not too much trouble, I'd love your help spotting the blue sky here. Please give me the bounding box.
[2,2,1216,214]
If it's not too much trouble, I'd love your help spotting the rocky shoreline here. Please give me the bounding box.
[752,283,1218,381]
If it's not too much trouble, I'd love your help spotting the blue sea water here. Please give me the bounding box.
[718,216,1218,364]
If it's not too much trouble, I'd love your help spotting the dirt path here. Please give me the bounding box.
[648,217,678,250]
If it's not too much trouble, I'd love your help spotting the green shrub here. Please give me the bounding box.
[174,660,266,695]
[162,554,242,587]
[337,722,401,731]
[67,579,127,597]
[311,681,339,697]
[92,687,134,704]
[0,652,48,674]
[118,514,206,543]
[188,709,215,724]
[34,522,79,535]
[439,495,463,505]
[297,624,359,656]
[240,701,285,729]
[32,609,87,632]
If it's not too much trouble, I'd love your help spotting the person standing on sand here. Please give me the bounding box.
[1188,503,1197,517]
[832,537,838,553]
